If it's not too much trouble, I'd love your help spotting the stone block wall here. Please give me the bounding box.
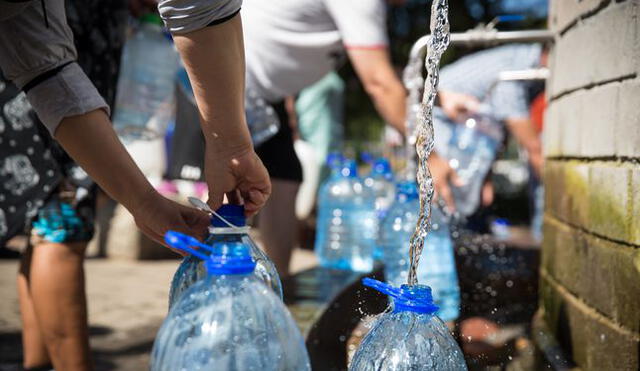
[541,1,640,370]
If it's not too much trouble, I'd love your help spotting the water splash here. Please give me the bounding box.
[407,0,450,286]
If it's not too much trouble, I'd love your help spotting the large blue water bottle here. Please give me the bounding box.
[112,14,179,141]
[380,181,460,321]
[152,232,310,370]
[315,157,373,272]
[362,158,396,260]
[168,204,282,308]
[445,108,503,216]
[350,278,467,370]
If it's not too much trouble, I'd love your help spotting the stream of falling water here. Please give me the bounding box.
[401,47,424,180]
[407,0,450,286]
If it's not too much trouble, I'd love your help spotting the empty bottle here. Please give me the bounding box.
[245,88,281,146]
[380,181,460,322]
[350,278,467,370]
[168,204,282,308]
[445,108,503,216]
[315,157,373,272]
[152,231,310,371]
[362,157,396,260]
[113,14,179,141]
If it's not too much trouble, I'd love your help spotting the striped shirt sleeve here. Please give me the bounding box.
[158,0,242,35]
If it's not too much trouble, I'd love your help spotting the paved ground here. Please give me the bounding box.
[0,248,317,370]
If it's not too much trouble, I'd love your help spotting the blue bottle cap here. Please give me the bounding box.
[396,181,419,201]
[361,151,373,164]
[371,158,393,179]
[341,159,358,178]
[164,230,256,275]
[204,242,256,275]
[326,152,343,168]
[362,278,439,314]
[211,204,246,227]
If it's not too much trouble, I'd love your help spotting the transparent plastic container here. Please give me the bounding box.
[152,232,310,371]
[446,110,503,216]
[168,205,282,308]
[113,14,179,141]
[314,157,374,272]
[350,278,467,371]
[362,157,396,260]
[245,88,280,146]
[380,181,460,321]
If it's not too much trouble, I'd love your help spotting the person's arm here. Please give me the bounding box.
[0,1,209,246]
[159,5,271,215]
[506,117,543,178]
[56,109,210,244]
[347,48,407,133]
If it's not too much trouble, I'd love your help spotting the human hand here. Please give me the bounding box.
[132,190,210,254]
[429,152,463,211]
[205,147,271,216]
[438,90,481,122]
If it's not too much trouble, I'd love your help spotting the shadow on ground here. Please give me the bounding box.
[0,321,162,371]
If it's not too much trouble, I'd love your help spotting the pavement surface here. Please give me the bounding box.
[0,248,317,370]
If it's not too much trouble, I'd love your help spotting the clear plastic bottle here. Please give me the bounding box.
[168,205,282,308]
[446,109,503,216]
[112,14,179,141]
[350,278,467,370]
[152,232,310,371]
[362,157,396,260]
[380,181,460,322]
[245,88,280,146]
[315,157,373,272]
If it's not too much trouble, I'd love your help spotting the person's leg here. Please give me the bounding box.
[255,101,303,278]
[257,179,300,277]
[29,241,92,371]
[17,246,52,369]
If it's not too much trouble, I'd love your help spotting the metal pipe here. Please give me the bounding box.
[497,68,549,82]
[409,29,554,60]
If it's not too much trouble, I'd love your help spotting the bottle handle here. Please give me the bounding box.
[164,230,210,260]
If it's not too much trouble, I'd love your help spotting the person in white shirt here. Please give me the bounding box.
[239,0,410,276]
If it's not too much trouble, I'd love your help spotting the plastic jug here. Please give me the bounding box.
[350,278,467,370]
[151,231,310,371]
[168,204,282,308]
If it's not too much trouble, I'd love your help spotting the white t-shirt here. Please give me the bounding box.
[242,0,389,102]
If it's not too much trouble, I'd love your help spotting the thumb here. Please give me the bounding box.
[207,189,224,213]
[180,206,210,240]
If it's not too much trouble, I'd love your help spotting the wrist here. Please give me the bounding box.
[126,185,161,217]
[205,137,254,159]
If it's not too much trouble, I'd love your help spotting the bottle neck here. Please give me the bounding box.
[206,232,247,244]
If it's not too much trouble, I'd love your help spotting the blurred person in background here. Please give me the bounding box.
[241,0,467,276]
[437,43,546,178]
[435,43,547,214]
[0,0,270,369]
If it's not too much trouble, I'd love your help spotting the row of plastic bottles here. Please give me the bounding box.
[314,154,395,272]
[314,154,461,322]
[154,202,465,369]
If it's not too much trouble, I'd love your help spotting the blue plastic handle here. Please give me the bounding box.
[362,278,439,315]
[164,230,210,260]
[497,14,525,23]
